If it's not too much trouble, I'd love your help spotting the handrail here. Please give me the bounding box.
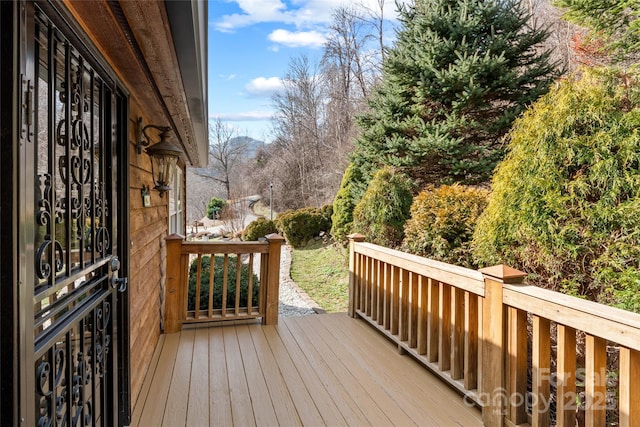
[347,234,640,427]
[164,233,284,333]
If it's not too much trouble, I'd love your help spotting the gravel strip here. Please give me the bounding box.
[278,245,320,317]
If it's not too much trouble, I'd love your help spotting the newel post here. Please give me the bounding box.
[479,264,526,427]
[164,234,185,334]
[264,233,285,325]
[347,233,366,318]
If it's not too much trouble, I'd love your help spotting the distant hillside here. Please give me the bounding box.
[231,136,264,158]
[191,136,264,179]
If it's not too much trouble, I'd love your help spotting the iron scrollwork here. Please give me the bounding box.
[35,300,111,427]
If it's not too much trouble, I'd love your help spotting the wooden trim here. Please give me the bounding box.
[353,242,485,296]
[263,233,284,325]
[347,234,365,317]
[164,235,185,333]
[181,240,269,255]
[481,274,506,426]
[503,284,640,350]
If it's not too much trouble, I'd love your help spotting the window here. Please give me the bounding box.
[169,167,184,234]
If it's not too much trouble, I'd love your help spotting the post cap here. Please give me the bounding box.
[479,264,527,284]
[165,233,185,241]
[265,233,285,242]
[347,233,366,242]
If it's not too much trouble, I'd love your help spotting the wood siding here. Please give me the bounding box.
[128,103,175,406]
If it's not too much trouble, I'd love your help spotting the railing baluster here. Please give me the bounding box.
[507,307,527,425]
[585,334,607,427]
[532,315,551,427]
[383,262,391,330]
[194,254,202,319]
[427,278,439,363]
[619,347,640,427]
[450,286,464,380]
[222,254,229,318]
[247,253,254,316]
[235,254,241,316]
[464,291,478,390]
[360,255,369,312]
[556,324,576,427]
[438,281,451,372]
[371,258,378,322]
[390,265,400,335]
[417,275,428,355]
[259,251,268,316]
[400,268,410,342]
[408,272,419,349]
[376,260,384,325]
[208,253,215,319]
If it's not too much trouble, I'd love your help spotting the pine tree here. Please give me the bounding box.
[350,0,559,188]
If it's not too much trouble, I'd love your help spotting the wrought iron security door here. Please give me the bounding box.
[19,3,128,426]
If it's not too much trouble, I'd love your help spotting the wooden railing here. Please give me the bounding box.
[164,233,284,333]
[347,234,640,427]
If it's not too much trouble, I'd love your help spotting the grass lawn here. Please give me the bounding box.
[290,240,349,313]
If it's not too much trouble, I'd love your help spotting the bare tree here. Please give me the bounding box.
[249,6,386,213]
[270,55,328,208]
[208,118,249,200]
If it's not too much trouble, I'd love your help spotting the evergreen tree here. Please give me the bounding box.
[349,0,559,188]
[554,0,640,59]
[473,68,640,312]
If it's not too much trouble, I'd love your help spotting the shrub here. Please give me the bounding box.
[242,217,278,241]
[473,67,640,312]
[187,255,260,311]
[331,163,361,242]
[206,197,227,220]
[276,205,332,248]
[352,167,414,248]
[403,184,489,268]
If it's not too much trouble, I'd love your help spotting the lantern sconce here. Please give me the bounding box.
[135,117,183,198]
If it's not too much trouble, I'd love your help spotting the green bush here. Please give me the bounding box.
[276,205,332,248]
[187,255,260,311]
[352,167,414,248]
[242,218,278,241]
[206,197,227,220]
[403,184,489,268]
[331,163,360,242]
[473,67,640,312]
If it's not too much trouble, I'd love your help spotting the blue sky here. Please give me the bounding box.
[207,0,402,143]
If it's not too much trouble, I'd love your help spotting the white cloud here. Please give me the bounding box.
[245,77,284,97]
[213,0,406,33]
[268,29,326,48]
[211,111,274,121]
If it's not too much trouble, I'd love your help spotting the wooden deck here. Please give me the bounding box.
[130,313,482,426]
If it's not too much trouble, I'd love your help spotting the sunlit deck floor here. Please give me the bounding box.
[130,313,482,426]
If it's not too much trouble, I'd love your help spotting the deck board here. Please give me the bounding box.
[131,313,483,426]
